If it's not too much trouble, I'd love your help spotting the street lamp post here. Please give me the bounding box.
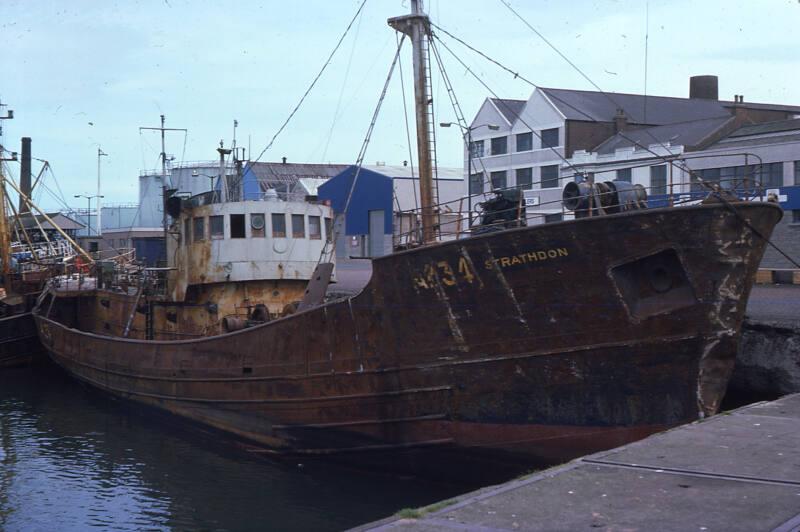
[191,170,217,201]
[96,148,107,236]
[74,194,104,238]
[440,122,499,228]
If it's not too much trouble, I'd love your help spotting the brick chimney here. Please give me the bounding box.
[689,75,719,100]
[614,108,628,133]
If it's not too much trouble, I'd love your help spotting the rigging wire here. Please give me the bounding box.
[320,0,365,162]
[323,34,406,263]
[397,32,419,212]
[252,0,369,165]
[433,34,586,181]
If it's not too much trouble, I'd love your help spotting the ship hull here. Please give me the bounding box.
[0,312,45,368]
[34,202,782,476]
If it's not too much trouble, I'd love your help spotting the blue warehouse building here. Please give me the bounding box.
[318,166,394,258]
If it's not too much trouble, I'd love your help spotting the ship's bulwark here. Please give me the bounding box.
[35,202,782,480]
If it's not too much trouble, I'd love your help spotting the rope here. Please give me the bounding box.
[323,34,406,263]
[252,0,369,165]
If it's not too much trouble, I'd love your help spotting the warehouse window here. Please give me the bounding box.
[540,165,559,189]
[490,170,507,190]
[541,128,559,148]
[516,132,532,152]
[516,168,533,189]
[469,173,483,195]
[756,162,784,188]
[650,165,667,195]
[469,139,484,158]
[490,136,507,155]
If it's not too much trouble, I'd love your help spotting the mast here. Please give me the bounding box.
[139,116,186,264]
[0,101,15,291]
[388,0,436,244]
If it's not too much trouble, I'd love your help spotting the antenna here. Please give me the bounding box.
[643,1,649,123]
[139,115,187,264]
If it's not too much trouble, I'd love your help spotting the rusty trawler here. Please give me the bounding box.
[0,127,87,368]
[32,2,782,479]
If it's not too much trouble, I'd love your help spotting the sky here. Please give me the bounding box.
[1,0,799,211]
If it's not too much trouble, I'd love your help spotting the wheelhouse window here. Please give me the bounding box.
[541,128,559,149]
[210,215,224,239]
[193,217,205,242]
[516,132,532,152]
[291,214,305,238]
[230,214,246,238]
[490,136,507,155]
[325,217,333,242]
[650,165,667,195]
[540,165,559,189]
[271,213,286,238]
[309,216,322,239]
[795,161,800,185]
[184,218,191,245]
[616,168,632,182]
[251,213,265,237]
[490,170,507,190]
[516,167,532,189]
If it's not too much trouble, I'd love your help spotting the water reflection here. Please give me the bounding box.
[0,365,464,531]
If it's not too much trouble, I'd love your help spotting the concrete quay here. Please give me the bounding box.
[358,393,800,531]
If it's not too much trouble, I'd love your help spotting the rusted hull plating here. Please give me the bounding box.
[35,203,782,475]
[0,312,45,368]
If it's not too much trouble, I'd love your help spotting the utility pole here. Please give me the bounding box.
[389,0,436,244]
[0,100,15,292]
[139,115,186,265]
[96,147,107,236]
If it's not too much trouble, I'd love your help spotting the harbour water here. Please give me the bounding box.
[0,364,465,531]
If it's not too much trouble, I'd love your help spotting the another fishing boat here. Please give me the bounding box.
[0,134,86,368]
[32,2,782,480]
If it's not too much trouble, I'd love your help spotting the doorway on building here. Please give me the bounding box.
[368,210,385,257]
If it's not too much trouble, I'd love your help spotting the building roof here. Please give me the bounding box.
[490,98,526,124]
[245,162,349,182]
[728,117,800,138]
[362,164,463,180]
[720,100,800,114]
[540,87,732,125]
[17,212,84,231]
[594,116,734,154]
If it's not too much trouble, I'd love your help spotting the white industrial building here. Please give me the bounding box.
[466,76,800,225]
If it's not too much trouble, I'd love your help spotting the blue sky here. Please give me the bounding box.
[1,0,798,210]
